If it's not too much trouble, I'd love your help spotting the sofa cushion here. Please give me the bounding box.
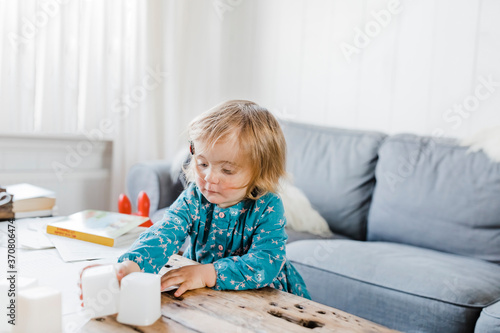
[285,228,346,243]
[287,240,500,332]
[367,134,500,263]
[280,120,386,240]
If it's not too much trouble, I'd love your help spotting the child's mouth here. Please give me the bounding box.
[205,188,217,194]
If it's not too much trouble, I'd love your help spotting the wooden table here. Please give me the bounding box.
[79,255,398,333]
[0,219,398,332]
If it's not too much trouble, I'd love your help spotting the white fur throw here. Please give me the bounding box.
[278,179,333,236]
[461,126,500,162]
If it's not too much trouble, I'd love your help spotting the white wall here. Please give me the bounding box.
[0,134,112,216]
[221,0,500,139]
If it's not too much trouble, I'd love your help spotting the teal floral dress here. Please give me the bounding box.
[118,183,310,298]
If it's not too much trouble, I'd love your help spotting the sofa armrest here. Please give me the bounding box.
[475,300,500,332]
[126,160,185,217]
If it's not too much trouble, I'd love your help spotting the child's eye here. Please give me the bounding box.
[222,169,234,175]
[197,163,208,168]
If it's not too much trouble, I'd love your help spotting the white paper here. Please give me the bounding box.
[5,183,55,200]
[159,262,196,292]
[20,218,56,249]
[0,217,57,250]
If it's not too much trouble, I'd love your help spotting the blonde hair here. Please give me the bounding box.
[185,100,286,200]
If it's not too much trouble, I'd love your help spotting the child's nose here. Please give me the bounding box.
[204,169,219,184]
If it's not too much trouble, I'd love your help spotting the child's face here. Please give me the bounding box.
[193,136,252,208]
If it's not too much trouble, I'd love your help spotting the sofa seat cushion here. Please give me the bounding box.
[287,240,500,332]
[367,134,500,263]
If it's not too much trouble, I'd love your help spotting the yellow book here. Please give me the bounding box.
[46,210,149,247]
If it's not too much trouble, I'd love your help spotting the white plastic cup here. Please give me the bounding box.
[81,265,120,318]
[117,272,161,326]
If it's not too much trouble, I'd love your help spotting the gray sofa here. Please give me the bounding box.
[126,120,500,333]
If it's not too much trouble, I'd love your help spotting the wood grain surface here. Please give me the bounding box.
[80,255,399,333]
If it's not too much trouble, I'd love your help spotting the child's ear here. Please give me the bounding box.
[189,141,195,155]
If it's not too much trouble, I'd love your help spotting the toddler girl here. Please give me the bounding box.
[115,100,310,299]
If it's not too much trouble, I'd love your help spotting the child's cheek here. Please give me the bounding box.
[194,167,204,181]
[195,174,206,187]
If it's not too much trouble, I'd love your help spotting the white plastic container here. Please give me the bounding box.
[14,286,62,333]
[0,276,38,333]
[117,272,161,326]
[81,265,120,318]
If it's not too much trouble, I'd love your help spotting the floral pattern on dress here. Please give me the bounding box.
[118,182,310,299]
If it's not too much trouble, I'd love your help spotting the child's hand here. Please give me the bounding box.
[77,261,141,307]
[114,260,141,282]
[161,264,216,297]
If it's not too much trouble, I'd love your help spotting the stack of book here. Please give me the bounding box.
[0,187,14,220]
[5,183,56,219]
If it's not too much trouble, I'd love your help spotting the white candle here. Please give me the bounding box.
[81,265,120,318]
[14,286,62,333]
[117,272,161,326]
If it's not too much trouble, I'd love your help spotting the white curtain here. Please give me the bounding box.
[4,0,495,211]
[0,0,234,209]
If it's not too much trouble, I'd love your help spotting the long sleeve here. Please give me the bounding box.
[212,195,288,290]
[117,185,197,273]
